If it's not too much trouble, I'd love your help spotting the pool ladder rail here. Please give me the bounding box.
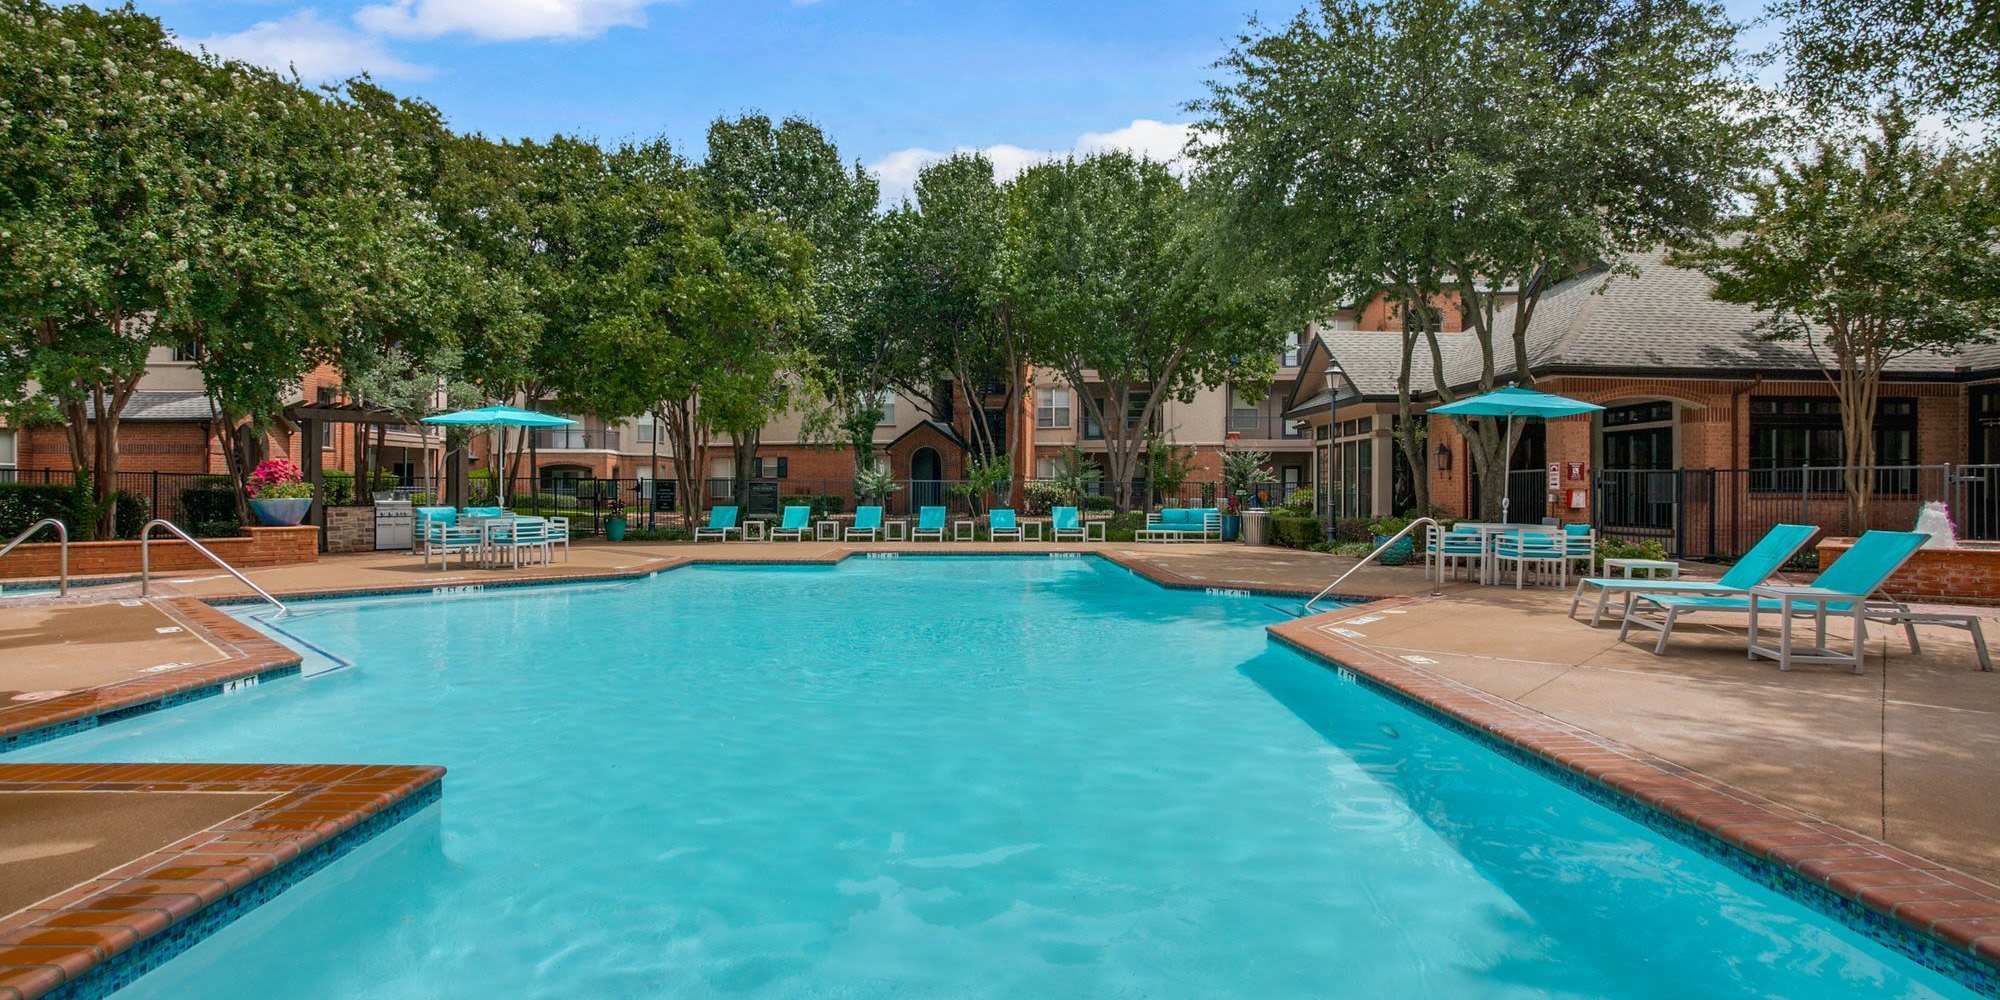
[1302,516,1441,615]
[0,518,70,597]
[140,519,287,618]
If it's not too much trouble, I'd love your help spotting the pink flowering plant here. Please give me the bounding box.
[246,458,314,500]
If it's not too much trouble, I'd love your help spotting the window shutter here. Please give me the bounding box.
[776,457,788,479]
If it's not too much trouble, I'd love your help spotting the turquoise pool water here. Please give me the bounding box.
[18,557,1979,998]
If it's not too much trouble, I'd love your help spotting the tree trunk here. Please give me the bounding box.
[730,428,761,507]
[1395,308,1431,516]
[661,398,707,532]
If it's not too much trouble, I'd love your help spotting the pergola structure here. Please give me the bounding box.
[282,402,470,550]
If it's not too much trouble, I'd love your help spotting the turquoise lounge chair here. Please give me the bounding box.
[912,506,947,541]
[771,505,812,541]
[695,505,742,542]
[1569,523,1817,626]
[1050,505,1101,542]
[989,508,1022,541]
[846,505,883,541]
[1619,529,1928,671]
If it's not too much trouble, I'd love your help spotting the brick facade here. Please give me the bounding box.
[1816,537,2000,604]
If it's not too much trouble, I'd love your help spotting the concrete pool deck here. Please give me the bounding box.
[2,540,1998,990]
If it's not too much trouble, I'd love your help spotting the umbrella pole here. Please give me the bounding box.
[1500,417,1513,524]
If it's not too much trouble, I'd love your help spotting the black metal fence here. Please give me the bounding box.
[1591,464,1979,561]
[1,467,229,535]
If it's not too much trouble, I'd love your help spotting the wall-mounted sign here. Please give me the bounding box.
[1566,461,1586,481]
[1547,463,1561,490]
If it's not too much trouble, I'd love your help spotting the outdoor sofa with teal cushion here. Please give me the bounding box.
[1137,507,1220,542]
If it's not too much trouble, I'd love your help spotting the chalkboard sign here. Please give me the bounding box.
[652,480,676,512]
[746,480,780,514]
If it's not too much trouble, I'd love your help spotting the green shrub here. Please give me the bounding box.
[321,470,356,506]
[1332,517,1370,543]
[1021,481,1066,515]
[0,481,96,541]
[1271,514,1324,549]
[1101,510,1146,542]
[1080,494,1114,512]
[1601,537,1667,562]
[179,483,240,536]
[110,490,150,539]
[620,526,691,542]
[1273,488,1315,517]
[788,493,846,516]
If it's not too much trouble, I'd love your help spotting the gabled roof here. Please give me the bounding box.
[1319,246,1990,397]
[82,390,213,423]
[885,418,966,451]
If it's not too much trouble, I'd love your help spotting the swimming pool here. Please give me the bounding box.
[16,557,1981,998]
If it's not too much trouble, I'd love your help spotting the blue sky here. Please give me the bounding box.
[132,0,1777,202]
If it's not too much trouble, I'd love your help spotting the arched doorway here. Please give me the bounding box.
[911,447,943,509]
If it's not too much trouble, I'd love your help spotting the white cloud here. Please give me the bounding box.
[867,119,1201,205]
[354,0,663,41]
[188,9,432,81]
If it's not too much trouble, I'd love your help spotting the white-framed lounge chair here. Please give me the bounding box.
[912,505,947,541]
[1492,530,1566,589]
[1051,505,1102,542]
[1618,529,1929,669]
[695,505,742,542]
[1429,523,1485,581]
[417,506,481,569]
[1568,523,1817,626]
[989,508,1023,541]
[846,505,883,541]
[770,505,812,541]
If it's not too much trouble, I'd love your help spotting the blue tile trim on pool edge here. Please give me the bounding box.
[1270,631,2000,997]
[38,779,444,1000]
[0,664,301,756]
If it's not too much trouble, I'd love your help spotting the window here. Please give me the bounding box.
[875,391,897,425]
[0,428,15,469]
[170,340,201,362]
[1229,390,1263,435]
[1035,457,1059,479]
[755,457,789,479]
[635,419,655,445]
[1749,396,1918,493]
[1280,331,1302,368]
[1036,387,1070,429]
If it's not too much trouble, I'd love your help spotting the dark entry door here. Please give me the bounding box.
[911,447,944,509]
[1964,387,2000,539]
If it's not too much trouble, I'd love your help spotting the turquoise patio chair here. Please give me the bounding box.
[912,506,947,542]
[1619,529,1928,671]
[1492,530,1566,589]
[846,505,883,541]
[770,505,812,541]
[1569,523,1817,626]
[1051,505,1101,542]
[1429,523,1485,581]
[417,506,479,569]
[989,508,1022,541]
[694,505,742,542]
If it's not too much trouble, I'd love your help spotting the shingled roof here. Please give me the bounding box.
[1321,247,1988,397]
[80,390,214,422]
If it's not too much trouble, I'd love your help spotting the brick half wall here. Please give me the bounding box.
[1816,537,2000,604]
[0,526,318,580]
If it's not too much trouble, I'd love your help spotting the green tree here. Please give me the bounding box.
[1677,108,2000,527]
[1003,151,1295,511]
[0,1,212,534]
[1194,0,1766,520]
[1772,0,2000,120]
[699,114,873,496]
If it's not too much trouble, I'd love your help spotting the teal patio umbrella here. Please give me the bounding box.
[1430,386,1603,522]
[421,405,577,506]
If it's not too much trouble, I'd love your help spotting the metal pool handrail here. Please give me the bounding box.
[140,519,287,617]
[1302,516,1441,615]
[0,518,69,596]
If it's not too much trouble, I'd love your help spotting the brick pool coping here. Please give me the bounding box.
[0,601,304,754]
[1271,599,2000,986]
[0,762,444,1000]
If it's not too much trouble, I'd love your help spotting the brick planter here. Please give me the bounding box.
[0,525,318,580]
[324,505,376,554]
[1816,537,2000,604]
